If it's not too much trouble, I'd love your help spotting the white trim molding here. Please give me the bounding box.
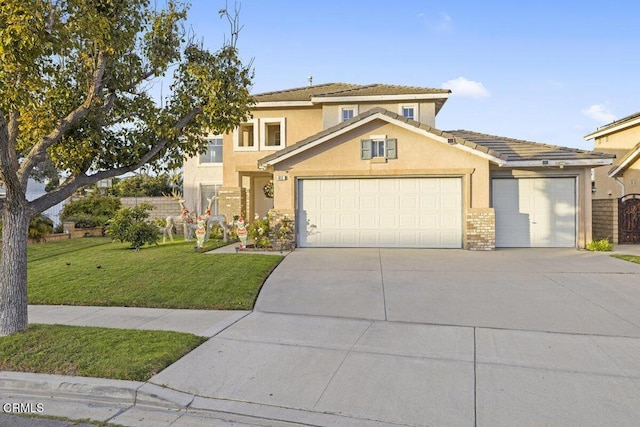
[260,117,286,150]
[233,119,259,152]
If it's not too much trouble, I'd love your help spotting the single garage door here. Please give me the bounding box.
[297,177,462,248]
[493,177,576,247]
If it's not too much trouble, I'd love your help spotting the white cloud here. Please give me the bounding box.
[441,77,490,98]
[433,12,452,32]
[582,104,617,123]
[418,11,453,33]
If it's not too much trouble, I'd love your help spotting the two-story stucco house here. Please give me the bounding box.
[585,111,640,199]
[584,111,640,244]
[183,83,614,250]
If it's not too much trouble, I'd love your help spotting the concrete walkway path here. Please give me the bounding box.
[5,247,640,426]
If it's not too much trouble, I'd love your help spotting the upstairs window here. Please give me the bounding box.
[200,137,223,164]
[402,107,415,120]
[234,119,258,151]
[340,105,358,122]
[260,118,286,150]
[361,137,397,160]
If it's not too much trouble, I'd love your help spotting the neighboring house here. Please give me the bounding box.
[1,179,65,225]
[184,83,614,249]
[584,111,640,244]
[584,111,640,199]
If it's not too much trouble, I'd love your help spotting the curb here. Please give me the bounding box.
[0,372,395,426]
[0,372,190,409]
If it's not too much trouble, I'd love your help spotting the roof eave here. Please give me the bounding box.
[255,101,315,107]
[310,93,450,103]
[501,159,614,168]
[584,116,640,140]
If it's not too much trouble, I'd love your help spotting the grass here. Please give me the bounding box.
[27,237,283,309]
[612,254,640,265]
[0,324,206,381]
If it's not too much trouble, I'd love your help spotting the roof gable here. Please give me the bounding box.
[258,107,614,169]
[608,142,640,178]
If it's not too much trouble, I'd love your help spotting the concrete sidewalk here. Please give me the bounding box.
[5,247,640,426]
[28,305,249,337]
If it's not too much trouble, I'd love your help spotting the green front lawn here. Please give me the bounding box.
[0,324,206,381]
[27,237,283,309]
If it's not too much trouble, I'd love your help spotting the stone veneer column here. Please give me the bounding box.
[218,187,246,221]
[466,208,495,250]
[591,199,618,243]
[268,209,296,250]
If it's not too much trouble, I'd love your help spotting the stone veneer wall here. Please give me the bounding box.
[592,198,618,243]
[466,208,495,251]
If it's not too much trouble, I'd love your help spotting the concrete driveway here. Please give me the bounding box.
[151,248,640,426]
[256,248,640,337]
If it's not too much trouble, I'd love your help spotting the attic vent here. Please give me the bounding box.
[447,138,456,145]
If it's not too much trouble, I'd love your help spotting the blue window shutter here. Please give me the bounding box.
[386,139,397,159]
[361,139,372,160]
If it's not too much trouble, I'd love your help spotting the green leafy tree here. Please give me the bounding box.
[105,203,159,250]
[59,195,121,227]
[0,1,254,335]
[111,173,175,197]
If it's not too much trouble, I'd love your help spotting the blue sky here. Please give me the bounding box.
[183,1,639,149]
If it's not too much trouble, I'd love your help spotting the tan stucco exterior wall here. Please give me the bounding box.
[221,106,323,186]
[182,154,223,214]
[592,125,640,199]
[322,101,437,129]
[269,120,491,216]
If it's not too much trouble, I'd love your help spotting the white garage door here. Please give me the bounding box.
[493,178,576,247]
[297,177,462,248]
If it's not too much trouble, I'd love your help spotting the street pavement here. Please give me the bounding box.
[2,246,640,426]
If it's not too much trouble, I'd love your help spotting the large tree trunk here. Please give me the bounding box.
[0,203,30,336]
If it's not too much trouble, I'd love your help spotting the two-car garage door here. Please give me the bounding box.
[297,177,462,248]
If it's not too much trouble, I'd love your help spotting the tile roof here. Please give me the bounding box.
[259,107,614,167]
[254,83,450,102]
[446,130,615,162]
[254,83,360,102]
[310,84,451,98]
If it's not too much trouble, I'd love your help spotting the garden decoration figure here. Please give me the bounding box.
[195,215,206,248]
[163,199,197,243]
[236,217,248,249]
[163,197,229,244]
[203,195,229,242]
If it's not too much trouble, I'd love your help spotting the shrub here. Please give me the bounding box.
[105,203,159,250]
[28,214,54,242]
[586,238,613,252]
[247,216,270,248]
[60,196,121,227]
